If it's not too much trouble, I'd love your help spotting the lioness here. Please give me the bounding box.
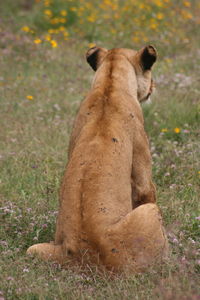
[27,45,168,272]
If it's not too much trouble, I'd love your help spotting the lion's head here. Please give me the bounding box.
[86,45,157,103]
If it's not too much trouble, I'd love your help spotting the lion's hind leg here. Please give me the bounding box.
[27,242,64,264]
[101,203,169,272]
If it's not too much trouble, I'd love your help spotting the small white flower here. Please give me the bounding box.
[23,268,29,273]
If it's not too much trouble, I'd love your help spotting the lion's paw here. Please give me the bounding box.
[27,242,63,263]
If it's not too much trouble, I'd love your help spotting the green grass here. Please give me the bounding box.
[0,4,200,300]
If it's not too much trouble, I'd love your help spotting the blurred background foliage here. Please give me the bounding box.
[0,0,200,56]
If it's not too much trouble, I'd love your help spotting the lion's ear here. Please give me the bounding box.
[140,45,157,70]
[86,46,108,71]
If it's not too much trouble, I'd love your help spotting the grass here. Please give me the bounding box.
[0,3,200,299]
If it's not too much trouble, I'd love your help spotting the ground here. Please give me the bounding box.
[0,1,200,299]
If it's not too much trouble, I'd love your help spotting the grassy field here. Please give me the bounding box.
[0,1,200,299]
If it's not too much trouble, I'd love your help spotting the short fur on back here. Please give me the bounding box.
[27,45,168,272]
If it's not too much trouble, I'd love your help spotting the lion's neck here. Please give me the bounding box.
[92,56,138,100]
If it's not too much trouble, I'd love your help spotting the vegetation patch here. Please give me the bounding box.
[0,1,199,299]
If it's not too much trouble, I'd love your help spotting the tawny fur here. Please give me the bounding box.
[27,45,168,272]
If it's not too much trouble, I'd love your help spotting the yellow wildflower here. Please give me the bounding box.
[104,0,112,6]
[59,26,66,31]
[85,2,92,9]
[44,0,50,7]
[50,18,59,24]
[87,15,96,23]
[183,1,191,7]
[150,22,158,30]
[50,40,58,48]
[63,31,69,41]
[132,36,139,43]
[48,29,55,34]
[70,7,77,12]
[143,36,148,42]
[182,10,192,19]
[45,34,51,41]
[110,28,117,34]
[156,13,164,20]
[21,26,30,32]
[77,6,84,17]
[154,0,163,7]
[174,127,181,133]
[139,4,145,9]
[26,95,33,100]
[111,4,118,10]
[165,58,172,64]
[59,18,67,23]
[161,128,168,132]
[88,43,96,48]
[44,9,52,17]
[60,10,67,16]
[34,38,42,44]
[63,31,69,38]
